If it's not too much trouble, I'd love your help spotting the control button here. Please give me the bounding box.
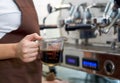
[104,60,115,75]
[65,55,79,67]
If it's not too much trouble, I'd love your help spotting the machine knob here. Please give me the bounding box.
[104,60,115,75]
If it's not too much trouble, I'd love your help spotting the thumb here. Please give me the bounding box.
[25,33,42,41]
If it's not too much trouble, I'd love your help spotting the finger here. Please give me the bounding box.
[23,48,39,54]
[25,33,42,41]
[23,52,38,59]
[23,41,39,48]
[23,56,37,62]
[29,41,39,48]
[21,52,38,62]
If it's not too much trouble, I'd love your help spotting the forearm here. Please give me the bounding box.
[0,43,17,60]
[0,33,42,62]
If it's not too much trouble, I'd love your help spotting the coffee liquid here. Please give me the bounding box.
[41,50,63,66]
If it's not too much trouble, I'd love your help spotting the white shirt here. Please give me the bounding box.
[0,0,21,39]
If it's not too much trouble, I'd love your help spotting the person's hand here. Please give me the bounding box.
[15,33,42,62]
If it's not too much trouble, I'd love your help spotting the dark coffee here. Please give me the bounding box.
[41,50,63,66]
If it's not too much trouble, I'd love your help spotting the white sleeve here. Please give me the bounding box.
[0,0,21,39]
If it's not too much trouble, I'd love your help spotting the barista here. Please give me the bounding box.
[0,0,42,83]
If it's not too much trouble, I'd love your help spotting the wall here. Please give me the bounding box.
[33,0,63,38]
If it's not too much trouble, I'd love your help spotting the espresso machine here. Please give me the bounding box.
[41,0,120,82]
[58,0,120,81]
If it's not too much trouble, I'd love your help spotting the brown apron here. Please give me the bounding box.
[0,0,42,83]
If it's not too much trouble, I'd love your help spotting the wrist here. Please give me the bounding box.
[12,43,19,58]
